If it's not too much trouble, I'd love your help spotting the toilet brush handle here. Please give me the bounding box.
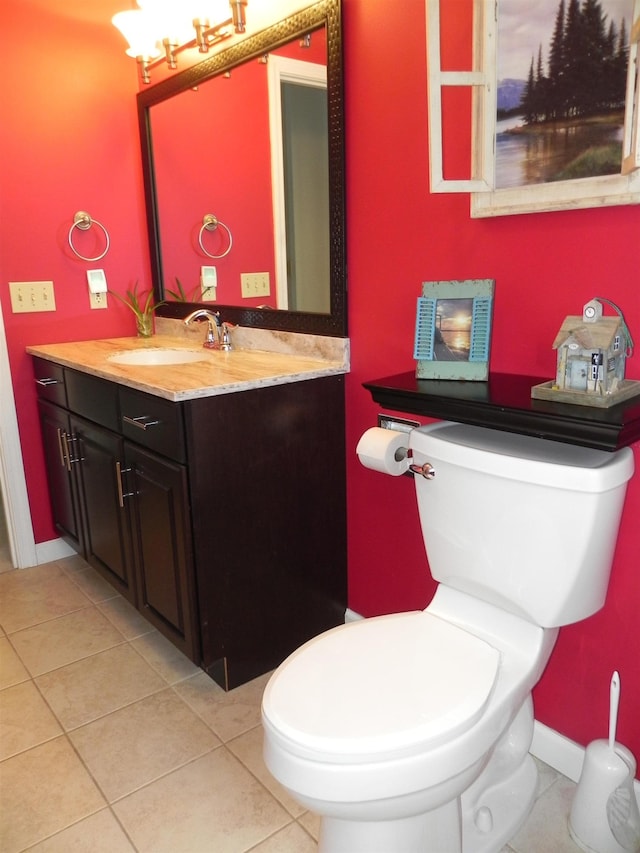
[609,671,620,752]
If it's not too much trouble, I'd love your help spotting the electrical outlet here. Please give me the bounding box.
[240,272,270,298]
[89,291,108,309]
[9,281,56,313]
[201,266,217,301]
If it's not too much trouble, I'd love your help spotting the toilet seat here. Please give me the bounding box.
[263,611,500,763]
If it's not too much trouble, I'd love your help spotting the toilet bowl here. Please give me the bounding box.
[262,422,634,852]
[263,588,558,852]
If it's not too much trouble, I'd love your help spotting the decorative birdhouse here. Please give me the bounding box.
[531,298,639,408]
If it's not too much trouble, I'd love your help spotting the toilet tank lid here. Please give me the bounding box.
[410,422,634,492]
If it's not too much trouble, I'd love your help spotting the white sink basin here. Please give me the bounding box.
[108,348,208,366]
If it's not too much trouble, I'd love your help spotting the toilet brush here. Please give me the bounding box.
[569,671,640,853]
[606,673,640,852]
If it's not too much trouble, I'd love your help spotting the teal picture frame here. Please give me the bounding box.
[414,279,495,380]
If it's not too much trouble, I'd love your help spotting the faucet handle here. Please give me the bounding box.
[219,323,233,352]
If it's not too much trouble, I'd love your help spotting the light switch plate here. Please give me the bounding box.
[9,281,56,313]
[240,272,270,298]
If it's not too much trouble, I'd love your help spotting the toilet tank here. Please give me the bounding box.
[409,422,634,627]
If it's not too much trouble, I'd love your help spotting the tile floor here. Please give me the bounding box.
[0,555,584,852]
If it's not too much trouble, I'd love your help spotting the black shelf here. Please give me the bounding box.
[363,372,640,451]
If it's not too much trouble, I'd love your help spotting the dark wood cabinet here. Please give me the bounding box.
[38,400,85,555]
[35,362,197,659]
[70,415,136,604]
[33,356,347,689]
[187,376,347,689]
[125,442,198,660]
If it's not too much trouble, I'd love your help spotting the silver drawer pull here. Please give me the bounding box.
[116,462,134,508]
[122,415,160,431]
[56,428,67,469]
[36,377,60,386]
[64,434,84,466]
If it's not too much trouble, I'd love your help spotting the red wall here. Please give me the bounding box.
[1,0,150,547]
[1,0,639,762]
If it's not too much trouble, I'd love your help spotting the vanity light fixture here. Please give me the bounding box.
[112,0,248,84]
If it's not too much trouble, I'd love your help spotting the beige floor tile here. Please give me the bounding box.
[130,630,201,684]
[55,554,91,575]
[98,595,155,640]
[298,809,321,842]
[175,669,271,742]
[251,821,317,852]
[113,748,290,853]
[509,774,580,853]
[0,680,62,759]
[35,644,166,730]
[68,566,121,603]
[0,736,106,853]
[25,808,136,852]
[0,564,90,633]
[228,725,305,818]
[10,607,125,677]
[0,635,29,687]
[70,688,221,802]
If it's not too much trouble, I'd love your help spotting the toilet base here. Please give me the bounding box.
[319,799,462,853]
[312,699,538,853]
[462,752,538,853]
[315,755,537,853]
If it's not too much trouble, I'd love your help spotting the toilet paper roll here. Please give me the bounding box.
[356,427,410,476]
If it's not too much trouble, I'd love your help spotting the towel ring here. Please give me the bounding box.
[198,214,233,259]
[68,211,110,262]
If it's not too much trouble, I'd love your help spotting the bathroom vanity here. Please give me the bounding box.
[29,335,348,689]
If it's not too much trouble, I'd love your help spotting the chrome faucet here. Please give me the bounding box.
[184,309,233,351]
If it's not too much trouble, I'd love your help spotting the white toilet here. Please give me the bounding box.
[262,422,634,853]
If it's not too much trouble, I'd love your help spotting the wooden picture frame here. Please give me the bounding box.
[414,279,494,380]
[426,0,640,217]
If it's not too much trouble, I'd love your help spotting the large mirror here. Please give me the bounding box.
[137,0,346,336]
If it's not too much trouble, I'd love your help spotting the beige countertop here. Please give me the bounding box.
[27,335,349,402]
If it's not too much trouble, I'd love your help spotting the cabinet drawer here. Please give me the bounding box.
[65,370,120,431]
[119,388,185,462]
[33,358,67,407]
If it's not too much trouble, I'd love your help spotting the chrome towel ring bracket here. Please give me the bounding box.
[68,211,110,262]
[198,214,233,259]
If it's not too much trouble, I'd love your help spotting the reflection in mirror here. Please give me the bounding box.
[138,0,346,336]
[150,32,328,312]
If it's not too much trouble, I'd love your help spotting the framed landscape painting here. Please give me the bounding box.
[426,0,640,216]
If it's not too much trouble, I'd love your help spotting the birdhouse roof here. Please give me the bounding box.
[552,315,624,351]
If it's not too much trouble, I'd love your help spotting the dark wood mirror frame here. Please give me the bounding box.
[137,0,347,337]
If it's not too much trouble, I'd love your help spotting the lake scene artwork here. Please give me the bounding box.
[496,0,634,188]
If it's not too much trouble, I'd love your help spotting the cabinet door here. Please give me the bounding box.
[124,443,199,662]
[70,416,136,604]
[38,400,85,553]
[186,375,347,689]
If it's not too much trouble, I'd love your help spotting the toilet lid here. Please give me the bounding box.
[263,612,500,761]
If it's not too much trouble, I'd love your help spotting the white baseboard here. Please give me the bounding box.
[34,537,76,566]
[531,721,586,782]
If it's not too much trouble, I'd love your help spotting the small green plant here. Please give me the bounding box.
[165,277,201,302]
[109,282,164,337]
